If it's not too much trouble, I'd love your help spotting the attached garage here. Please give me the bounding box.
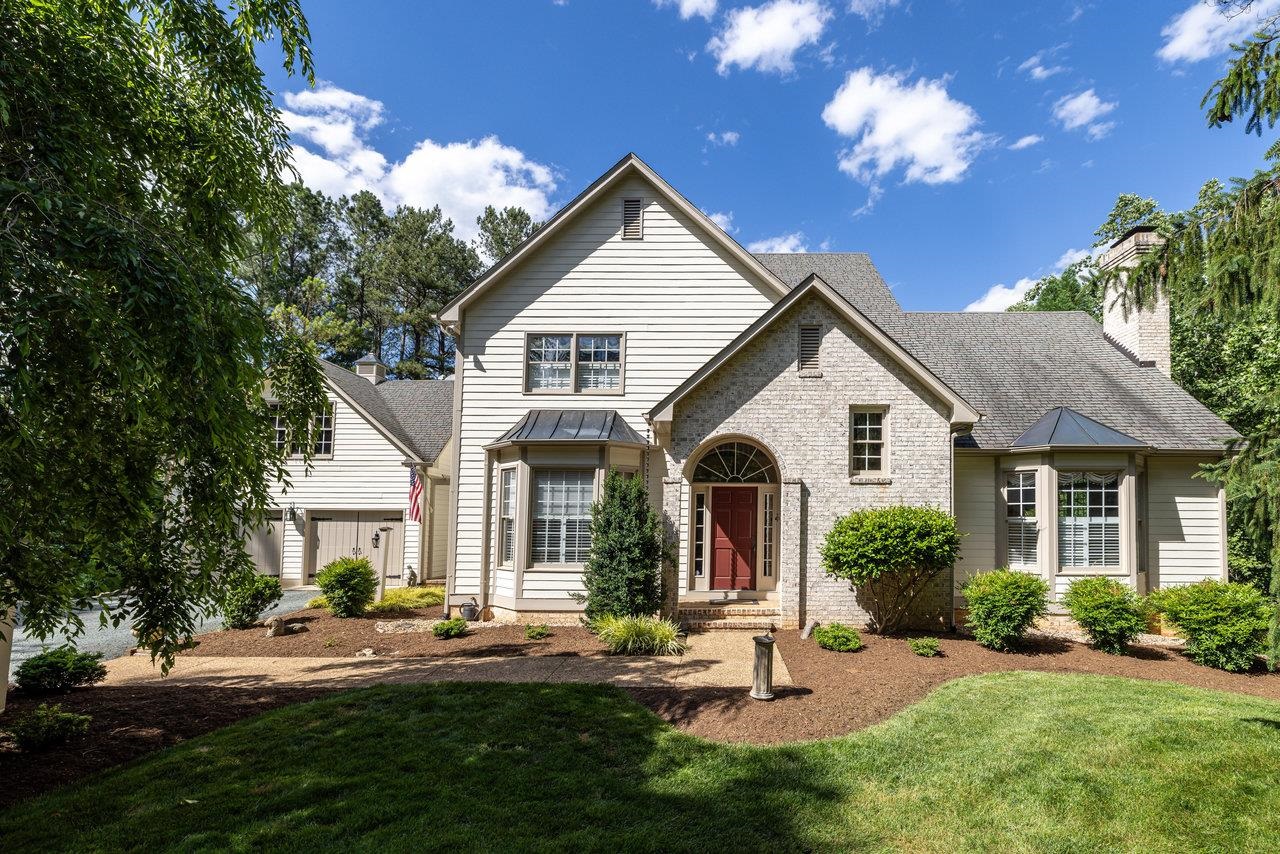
[307,510,407,587]
[245,511,284,580]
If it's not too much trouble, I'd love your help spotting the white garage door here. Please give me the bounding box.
[308,511,405,586]
[245,511,284,579]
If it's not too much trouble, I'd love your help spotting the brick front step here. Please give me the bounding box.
[682,618,778,632]
[678,606,780,620]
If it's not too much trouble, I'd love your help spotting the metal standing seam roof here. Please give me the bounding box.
[489,410,648,447]
[318,360,454,463]
[1011,407,1147,449]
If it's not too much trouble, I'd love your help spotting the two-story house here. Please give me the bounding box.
[428,153,1235,630]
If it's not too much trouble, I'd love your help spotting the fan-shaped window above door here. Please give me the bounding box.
[691,441,777,483]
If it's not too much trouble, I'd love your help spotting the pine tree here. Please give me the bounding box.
[579,470,664,622]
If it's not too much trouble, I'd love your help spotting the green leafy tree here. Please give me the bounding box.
[475,205,541,265]
[1008,261,1101,318]
[579,470,664,623]
[0,0,326,673]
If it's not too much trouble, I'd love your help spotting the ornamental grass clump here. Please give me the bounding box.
[820,506,961,633]
[813,623,863,652]
[1150,580,1270,672]
[1062,576,1148,655]
[594,615,685,656]
[963,570,1049,651]
[315,557,377,617]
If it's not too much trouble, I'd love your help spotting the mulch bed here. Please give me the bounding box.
[627,630,1280,745]
[184,607,606,659]
[0,683,330,811]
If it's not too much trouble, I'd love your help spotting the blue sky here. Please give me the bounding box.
[266,0,1278,311]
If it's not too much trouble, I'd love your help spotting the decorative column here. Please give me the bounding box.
[660,476,684,619]
[779,478,803,629]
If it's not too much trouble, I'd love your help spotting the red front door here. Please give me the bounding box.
[711,487,756,590]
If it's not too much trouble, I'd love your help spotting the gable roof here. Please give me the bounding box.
[1012,407,1147,450]
[754,252,902,325]
[437,153,790,325]
[318,360,453,463]
[487,409,647,449]
[887,312,1238,452]
[649,274,982,426]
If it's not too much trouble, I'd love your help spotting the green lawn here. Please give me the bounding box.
[4,673,1280,852]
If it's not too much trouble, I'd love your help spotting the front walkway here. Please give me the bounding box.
[103,630,792,691]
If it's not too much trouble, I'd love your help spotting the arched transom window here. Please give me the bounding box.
[692,441,777,483]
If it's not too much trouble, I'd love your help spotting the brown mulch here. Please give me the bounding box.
[184,607,606,659]
[627,630,1280,745]
[0,684,330,811]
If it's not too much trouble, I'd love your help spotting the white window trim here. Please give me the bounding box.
[1055,470,1123,574]
[849,405,890,482]
[498,466,517,568]
[523,332,626,396]
[527,467,596,568]
[269,400,336,460]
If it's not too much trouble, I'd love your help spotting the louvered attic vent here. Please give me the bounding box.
[622,198,643,239]
[799,325,821,372]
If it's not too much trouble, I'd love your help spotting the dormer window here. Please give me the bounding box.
[622,198,643,240]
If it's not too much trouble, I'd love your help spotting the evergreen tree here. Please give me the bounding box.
[475,205,541,265]
[579,470,664,622]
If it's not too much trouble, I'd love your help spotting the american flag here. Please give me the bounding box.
[408,468,423,523]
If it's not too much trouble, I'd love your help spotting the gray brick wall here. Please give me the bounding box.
[664,292,955,629]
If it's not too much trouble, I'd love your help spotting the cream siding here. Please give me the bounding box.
[269,388,420,586]
[1147,456,1226,587]
[954,455,997,597]
[452,175,778,603]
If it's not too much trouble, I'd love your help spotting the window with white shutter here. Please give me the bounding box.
[798,325,821,372]
[1005,471,1038,568]
[622,198,643,240]
[1058,472,1121,569]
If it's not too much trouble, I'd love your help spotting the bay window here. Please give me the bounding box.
[1058,472,1120,569]
[531,470,594,564]
[499,469,516,566]
[1006,471,1038,568]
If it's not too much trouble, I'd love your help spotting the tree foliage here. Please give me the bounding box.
[1008,261,1101,318]
[579,470,664,623]
[475,205,541,264]
[0,0,326,668]
[1202,1,1280,141]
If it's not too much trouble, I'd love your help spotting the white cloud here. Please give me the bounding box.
[964,247,1091,311]
[848,0,900,22]
[1008,134,1044,150]
[707,0,833,75]
[1158,0,1280,63]
[654,0,718,19]
[1052,89,1117,138]
[282,83,556,241]
[706,130,741,146]
[1017,49,1068,80]
[747,231,809,252]
[822,67,993,186]
[706,210,736,232]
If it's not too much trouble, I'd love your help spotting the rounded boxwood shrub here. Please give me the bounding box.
[524,624,551,640]
[1149,580,1270,672]
[432,617,468,639]
[813,622,863,652]
[1062,576,1147,655]
[593,615,685,656]
[963,570,1049,651]
[907,636,941,657]
[15,646,107,694]
[221,569,283,630]
[7,703,92,751]
[820,505,961,633]
[315,556,377,618]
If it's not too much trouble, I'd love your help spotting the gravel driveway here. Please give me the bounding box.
[7,587,315,678]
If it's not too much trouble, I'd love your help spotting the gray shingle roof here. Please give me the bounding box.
[490,410,647,447]
[754,253,902,325]
[885,312,1237,451]
[319,360,453,462]
[1012,407,1146,449]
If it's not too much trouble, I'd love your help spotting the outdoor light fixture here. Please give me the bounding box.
[286,503,298,522]
[371,530,381,549]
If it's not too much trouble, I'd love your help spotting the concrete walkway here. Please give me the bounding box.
[104,630,791,691]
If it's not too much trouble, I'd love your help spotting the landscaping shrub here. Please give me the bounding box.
[1150,580,1271,672]
[1062,576,1147,655]
[524,624,551,640]
[6,704,92,751]
[813,623,863,652]
[908,636,941,657]
[820,506,960,633]
[306,594,329,609]
[594,615,685,656]
[15,646,107,694]
[578,469,664,622]
[432,617,468,639]
[366,586,446,615]
[315,557,377,617]
[963,570,1049,651]
[220,569,283,629]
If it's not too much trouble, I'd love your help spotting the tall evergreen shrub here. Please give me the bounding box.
[579,470,664,623]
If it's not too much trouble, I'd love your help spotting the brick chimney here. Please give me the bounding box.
[1097,226,1170,376]
[354,352,387,384]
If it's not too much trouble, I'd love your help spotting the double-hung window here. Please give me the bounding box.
[272,402,334,457]
[531,470,594,564]
[849,408,887,474]
[526,333,623,393]
[1006,472,1038,568]
[268,404,290,453]
[499,469,517,566]
[1058,472,1120,569]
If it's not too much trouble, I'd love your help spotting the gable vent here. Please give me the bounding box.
[798,325,821,372]
[622,198,643,240]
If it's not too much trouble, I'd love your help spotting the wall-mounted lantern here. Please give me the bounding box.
[371,530,381,549]
[287,503,298,522]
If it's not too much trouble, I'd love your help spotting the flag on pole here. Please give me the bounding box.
[408,468,423,523]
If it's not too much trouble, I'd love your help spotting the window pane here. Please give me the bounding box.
[500,470,516,565]
[527,335,572,390]
[1006,472,1037,568]
[693,492,706,577]
[762,492,775,578]
[576,335,622,391]
[311,405,334,456]
[1058,472,1119,568]
[850,410,885,474]
[532,470,594,564]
